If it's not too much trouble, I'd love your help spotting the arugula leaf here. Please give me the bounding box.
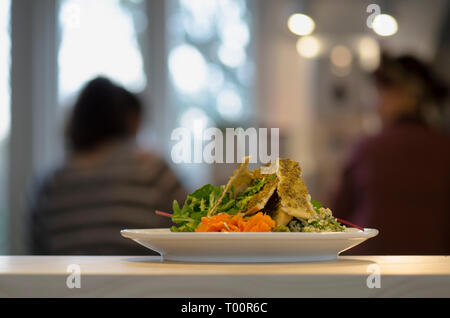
[217,199,235,212]
[215,175,275,215]
[171,176,276,232]
[171,184,222,232]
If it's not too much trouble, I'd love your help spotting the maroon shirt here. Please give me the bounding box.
[332,118,450,255]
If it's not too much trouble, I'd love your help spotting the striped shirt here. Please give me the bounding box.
[27,141,186,255]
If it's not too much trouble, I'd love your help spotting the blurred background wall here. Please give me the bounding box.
[0,0,449,254]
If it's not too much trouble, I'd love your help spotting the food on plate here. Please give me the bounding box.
[169,157,345,233]
[195,212,275,232]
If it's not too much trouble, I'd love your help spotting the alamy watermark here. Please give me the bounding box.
[66,264,81,289]
[366,4,381,29]
[171,127,279,164]
[366,264,381,289]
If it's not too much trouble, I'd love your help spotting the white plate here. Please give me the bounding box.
[121,228,379,263]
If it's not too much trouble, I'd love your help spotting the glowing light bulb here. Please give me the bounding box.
[287,13,315,36]
[372,14,398,36]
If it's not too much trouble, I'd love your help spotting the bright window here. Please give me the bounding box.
[167,0,254,128]
[0,0,11,141]
[58,0,147,103]
[0,0,11,253]
[166,0,254,189]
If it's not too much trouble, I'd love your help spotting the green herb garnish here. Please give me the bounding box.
[171,184,222,232]
[171,176,275,232]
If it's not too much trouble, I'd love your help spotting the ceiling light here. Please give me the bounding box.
[287,13,315,36]
[372,14,398,36]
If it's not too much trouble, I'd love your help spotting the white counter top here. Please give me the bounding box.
[0,256,449,297]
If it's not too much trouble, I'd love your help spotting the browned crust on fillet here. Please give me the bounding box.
[244,175,278,215]
[276,158,315,220]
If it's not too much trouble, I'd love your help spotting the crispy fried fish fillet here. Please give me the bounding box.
[208,157,315,222]
[276,158,315,220]
[208,156,253,216]
[243,168,278,215]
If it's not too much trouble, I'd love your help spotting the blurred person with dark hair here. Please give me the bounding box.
[28,77,186,255]
[332,54,450,255]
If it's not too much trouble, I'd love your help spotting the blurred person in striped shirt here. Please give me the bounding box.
[27,77,186,255]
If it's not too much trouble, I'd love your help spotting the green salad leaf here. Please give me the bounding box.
[170,175,276,232]
[214,175,276,216]
[170,184,222,232]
